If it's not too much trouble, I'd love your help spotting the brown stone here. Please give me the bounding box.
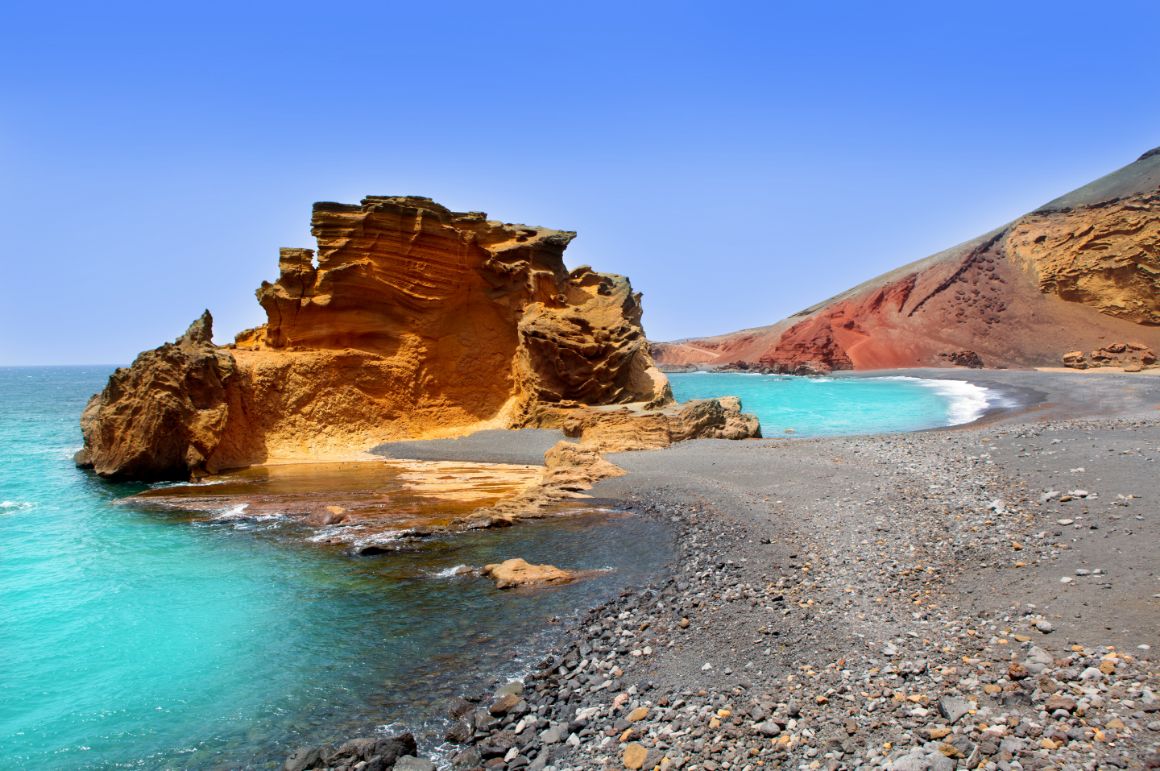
[623,742,648,770]
[1044,694,1077,713]
[481,558,577,590]
[488,693,520,716]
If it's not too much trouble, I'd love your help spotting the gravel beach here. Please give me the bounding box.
[290,370,1160,771]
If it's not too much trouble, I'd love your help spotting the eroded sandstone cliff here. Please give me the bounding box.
[75,312,244,479]
[1006,191,1159,325]
[653,150,1160,372]
[79,196,753,481]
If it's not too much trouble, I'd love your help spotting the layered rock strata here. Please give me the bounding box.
[653,149,1160,372]
[79,196,756,481]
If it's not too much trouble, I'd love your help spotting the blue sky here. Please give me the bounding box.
[1,1,1157,364]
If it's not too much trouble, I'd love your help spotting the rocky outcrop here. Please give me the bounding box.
[526,396,762,453]
[1062,342,1157,371]
[80,196,755,481]
[939,350,984,368]
[481,558,579,589]
[239,197,667,415]
[653,150,1160,372]
[1006,192,1159,325]
[282,732,422,771]
[75,312,253,480]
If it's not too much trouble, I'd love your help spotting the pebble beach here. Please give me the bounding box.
[290,370,1160,771]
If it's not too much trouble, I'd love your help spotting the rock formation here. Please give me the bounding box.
[79,196,756,481]
[532,396,762,453]
[74,312,247,480]
[1061,342,1157,371]
[653,149,1160,372]
[1006,192,1159,326]
[480,558,579,589]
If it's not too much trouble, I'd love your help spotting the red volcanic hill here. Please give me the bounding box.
[652,149,1160,373]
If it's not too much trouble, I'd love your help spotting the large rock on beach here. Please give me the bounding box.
[78,196,757,481]
[653,149,1160,371]
[282,732,418,771]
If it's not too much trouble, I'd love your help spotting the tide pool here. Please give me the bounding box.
[668,372,991,437]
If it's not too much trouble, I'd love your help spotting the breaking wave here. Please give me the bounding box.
[884,377,991,426]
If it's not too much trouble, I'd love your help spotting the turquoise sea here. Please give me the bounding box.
[0,367,989,769]
[0,367,673,769]
[668,371,990,437]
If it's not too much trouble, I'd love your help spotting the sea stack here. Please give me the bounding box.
[77,196,756,481]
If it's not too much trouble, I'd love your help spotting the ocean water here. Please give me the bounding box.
[668,372,991,436]
[0,367,673,770]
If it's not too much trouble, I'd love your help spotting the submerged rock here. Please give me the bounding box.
[283,732,419,771]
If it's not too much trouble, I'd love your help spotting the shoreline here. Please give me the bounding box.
[288,368,1160,771]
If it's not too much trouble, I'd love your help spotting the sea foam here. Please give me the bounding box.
[913,378,990,425]
[211,503,250,520]
[428,564,471,579]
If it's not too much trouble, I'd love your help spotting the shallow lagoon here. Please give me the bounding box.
[668,371,990,437]
[0,368,671,769]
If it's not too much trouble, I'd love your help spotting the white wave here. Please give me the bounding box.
[1,500,35,511]
[248,512,286,522]
[915,379,990,426]
[210,503,250,520]
[352,531,406,549]
[307,524,360,543]
[207,504,287,526]
[428,564,471,579]
[148,478,228,490]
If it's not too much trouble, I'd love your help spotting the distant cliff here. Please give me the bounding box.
[653,149,1160,373]
[77,196,755,481]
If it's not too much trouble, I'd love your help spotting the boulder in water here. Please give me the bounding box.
[481,558,578,589]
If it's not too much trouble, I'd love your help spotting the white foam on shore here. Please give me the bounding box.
[351,531,406,550]
[307,524,361,543]
[148,478,228,490]
[883,376,991,426]
[428,564,470,579]
[210,503,250,520]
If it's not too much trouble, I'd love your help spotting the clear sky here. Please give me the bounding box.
[2,1,1157,365]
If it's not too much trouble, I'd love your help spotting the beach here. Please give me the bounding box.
[348,369,1160,770]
